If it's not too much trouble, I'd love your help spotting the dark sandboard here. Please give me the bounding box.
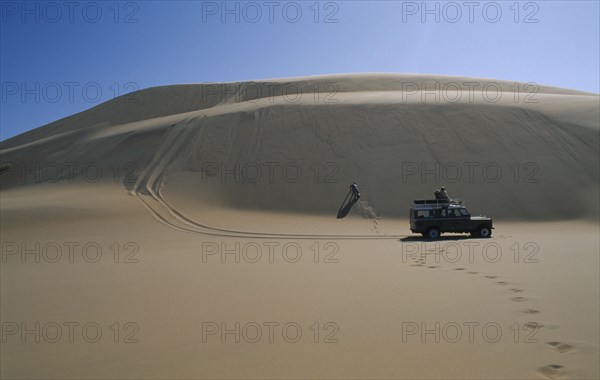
[337,190,359,219]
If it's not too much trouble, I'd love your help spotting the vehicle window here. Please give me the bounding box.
[415,210,432,219]
[445,209,457,218]
[459,208,469,216]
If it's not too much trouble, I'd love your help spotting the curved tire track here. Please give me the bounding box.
[131,117,404,240]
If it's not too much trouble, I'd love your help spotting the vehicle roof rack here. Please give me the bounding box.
[412,199,465,208]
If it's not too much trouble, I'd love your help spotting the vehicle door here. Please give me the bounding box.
[454,208,471,232]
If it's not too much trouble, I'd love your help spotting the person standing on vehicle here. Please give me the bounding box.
[435,186,449,200]
[440,186,449,200]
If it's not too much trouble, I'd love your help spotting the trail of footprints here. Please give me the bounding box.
[370,219,381,235]
[407,250,578,379]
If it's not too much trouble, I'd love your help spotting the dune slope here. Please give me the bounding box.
[1,74,598,224]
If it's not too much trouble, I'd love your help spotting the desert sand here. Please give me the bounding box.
[1,73,598,379]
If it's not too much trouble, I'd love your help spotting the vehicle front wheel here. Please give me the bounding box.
[425,227,440,240]
[478,226,492,238]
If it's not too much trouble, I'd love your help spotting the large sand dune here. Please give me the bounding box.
[1,74,598,378]
[2,74,598,225]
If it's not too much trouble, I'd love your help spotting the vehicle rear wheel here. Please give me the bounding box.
[478,226,492,238]
[426,227,440,239]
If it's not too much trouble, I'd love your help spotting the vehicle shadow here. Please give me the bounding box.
[400,235,473,242]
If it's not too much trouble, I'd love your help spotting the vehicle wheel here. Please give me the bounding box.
[426,227,440,239]
[478,226,492,238]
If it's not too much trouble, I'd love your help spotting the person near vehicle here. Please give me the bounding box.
[434,186,449,201]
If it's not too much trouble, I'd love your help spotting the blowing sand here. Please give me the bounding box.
[1,74,598,379]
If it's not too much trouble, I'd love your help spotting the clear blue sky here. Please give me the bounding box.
[1,0,599,141]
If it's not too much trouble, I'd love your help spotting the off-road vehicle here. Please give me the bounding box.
[409,199,493,239]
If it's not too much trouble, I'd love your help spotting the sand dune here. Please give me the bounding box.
[2,74,598,223]
[1,74,598,379]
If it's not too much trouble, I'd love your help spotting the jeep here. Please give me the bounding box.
[409,199,493,239]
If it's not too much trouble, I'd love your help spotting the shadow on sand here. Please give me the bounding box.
[400,235,476,242]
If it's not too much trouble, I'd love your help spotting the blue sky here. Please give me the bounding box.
[1,0,599,140]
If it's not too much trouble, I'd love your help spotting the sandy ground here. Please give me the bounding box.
[1,74,598,378]
[1,183,598,379]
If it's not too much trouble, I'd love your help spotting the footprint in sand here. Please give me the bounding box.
[511,296,527,302]
[453,268,465,271]
[427,265,438,269]
[537,364,566,379]
[496,281,508,285]
[522,308,540,314]
[484,275,497,279]
[524,321,544,329]
[467,271,478,274]
[546,341,576,353]
[510,288,523,293]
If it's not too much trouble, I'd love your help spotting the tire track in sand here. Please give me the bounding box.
[131,117,404,240]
